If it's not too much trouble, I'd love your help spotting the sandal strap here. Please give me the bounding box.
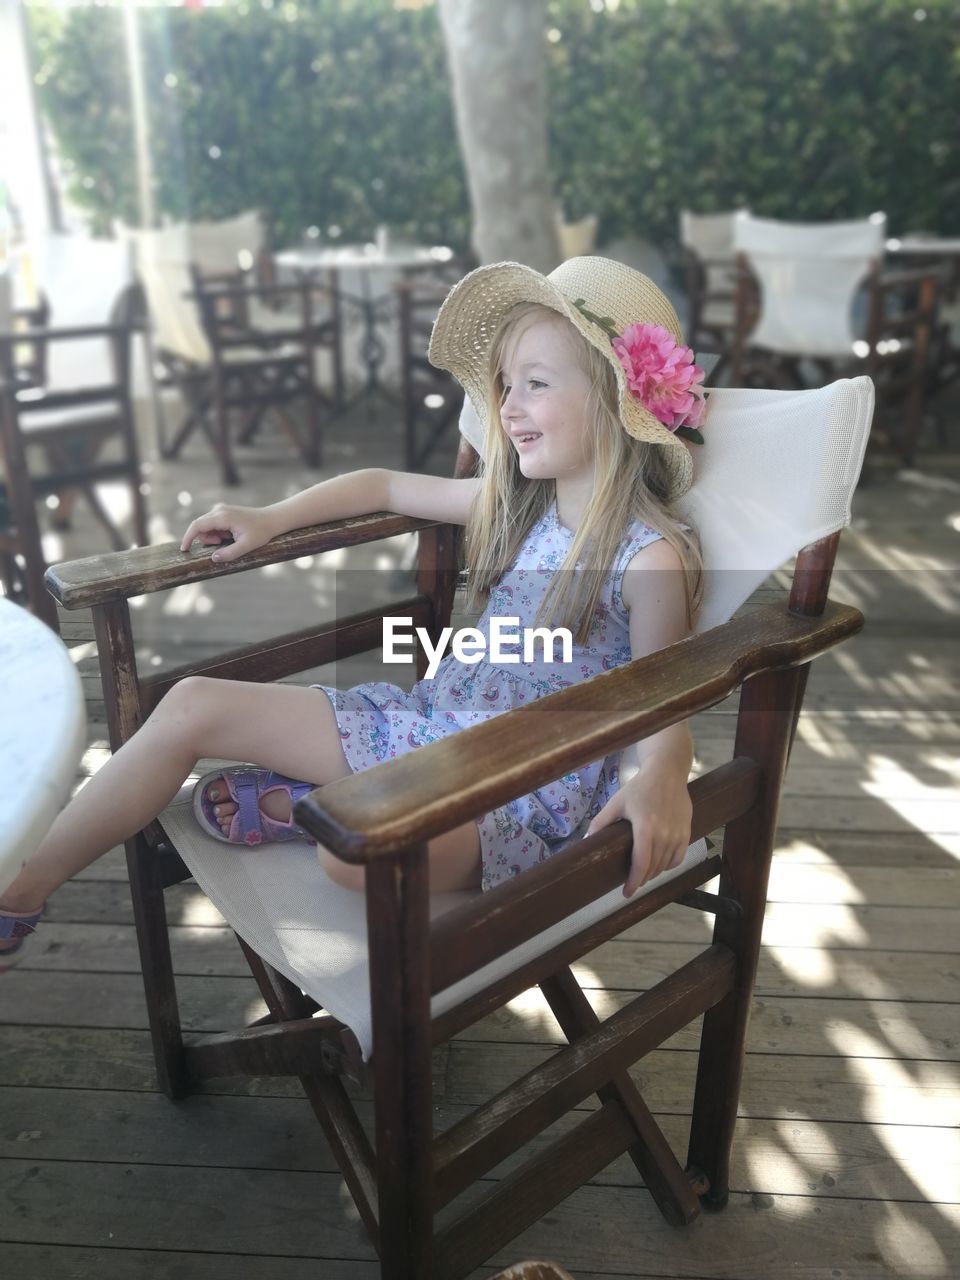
[229,771,268,847]
[0,908,43,941]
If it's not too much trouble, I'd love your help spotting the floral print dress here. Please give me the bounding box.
[314,503,665,891]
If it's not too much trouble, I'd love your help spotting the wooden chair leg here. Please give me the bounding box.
[213,367,240,486]
[540,967,701,1226]
[367,850,433,1279]
[686,665,806,1208]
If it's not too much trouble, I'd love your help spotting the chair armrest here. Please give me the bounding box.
[0,323,130,345]
[44,511,437,609]
[295,599,864,860]
[875,266,944,291]
[186,281,330,302]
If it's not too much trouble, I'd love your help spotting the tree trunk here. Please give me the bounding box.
[438,0,560,274]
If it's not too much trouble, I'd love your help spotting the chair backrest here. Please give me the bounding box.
[459,375,875,633]
[680,209,741,263]
[733,211,886,356]
[121,224,212,366]
[186,208,267,277]
[24,233,133,388]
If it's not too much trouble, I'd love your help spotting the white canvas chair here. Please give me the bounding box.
[124,222,337,486]
[46,375,873,1278]
[731,211,886,366]
[730,212,937,461]
[679,209,745,380]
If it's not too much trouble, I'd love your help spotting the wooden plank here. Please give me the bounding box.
[2,967,956,1065]
[15,922,960,1003]
[1,1158,956,1278]
[2,1023,954,1129]
[0,1247,382,1280]
[2,1084,956,1205]
[40,880,960,953]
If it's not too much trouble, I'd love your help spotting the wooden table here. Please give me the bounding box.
[0,596,86,894]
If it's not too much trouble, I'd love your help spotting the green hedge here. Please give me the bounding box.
[27,0,960,258]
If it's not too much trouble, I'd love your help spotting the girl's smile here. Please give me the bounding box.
[499,313,595,514]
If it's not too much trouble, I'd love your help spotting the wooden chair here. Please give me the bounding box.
[0,378,58,630]
[44,377,874,1279]
[126,223,341,486]
[729,212,938,463]
[0,288,147,629]
[679,209,745,384]
[397,275,464,470]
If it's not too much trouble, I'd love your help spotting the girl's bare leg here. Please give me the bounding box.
[0,677,352,916]
[0,676,481,922]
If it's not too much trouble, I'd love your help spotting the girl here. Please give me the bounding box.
[0,256,705,962]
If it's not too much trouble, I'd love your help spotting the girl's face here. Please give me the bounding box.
[498,314,595,489]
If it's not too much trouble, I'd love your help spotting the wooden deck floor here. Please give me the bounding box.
[1,398,959,1279]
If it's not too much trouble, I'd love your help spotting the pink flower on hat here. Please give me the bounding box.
[612,323,706,434]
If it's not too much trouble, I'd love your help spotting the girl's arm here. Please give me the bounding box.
[180,469,481,563]
[585,538,695,897]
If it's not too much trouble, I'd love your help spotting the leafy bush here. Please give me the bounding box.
[27,0,960,257]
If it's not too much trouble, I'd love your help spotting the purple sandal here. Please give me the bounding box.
[0,904,45,971]
[193,767,315,846]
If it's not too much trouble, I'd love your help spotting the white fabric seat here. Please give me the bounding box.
[162,375,874,1062]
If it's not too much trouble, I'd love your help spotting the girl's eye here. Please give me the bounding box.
[529,378,546,390]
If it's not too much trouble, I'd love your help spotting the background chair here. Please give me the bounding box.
[397,275,464,471]
[730,212,937,461]
[679,209,745,382]
[0,285,147,630]
[125,223,340,486]
[45,376,872,1279]
[0,378,58,630]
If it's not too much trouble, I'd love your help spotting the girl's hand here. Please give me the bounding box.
[180,504,278,563]
[585,762,693,898]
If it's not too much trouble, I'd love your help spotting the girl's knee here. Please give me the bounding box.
[318,846,366,893]
[153,675,230,741]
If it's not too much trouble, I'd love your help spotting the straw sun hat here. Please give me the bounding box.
[428,255,703,501]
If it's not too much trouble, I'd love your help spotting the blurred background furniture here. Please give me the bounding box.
[680,208,744,383]
[0,285,148,618]
[396,274,464,471]
[886,233,960,448]
[0,594,86,894]
[275,238,456,405]
[0,379,54,628]
[730,212,938,463]
[125,222,339,486]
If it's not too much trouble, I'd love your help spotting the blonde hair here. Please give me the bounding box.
[466,303,704,643]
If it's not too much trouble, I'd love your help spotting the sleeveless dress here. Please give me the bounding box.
[314,502,665,891]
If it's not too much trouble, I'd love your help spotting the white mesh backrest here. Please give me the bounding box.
[734,211,885,356]
[187,209,265,276]
[460,376,874,633]
[26,233,132,388]
[122,223,211,365]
